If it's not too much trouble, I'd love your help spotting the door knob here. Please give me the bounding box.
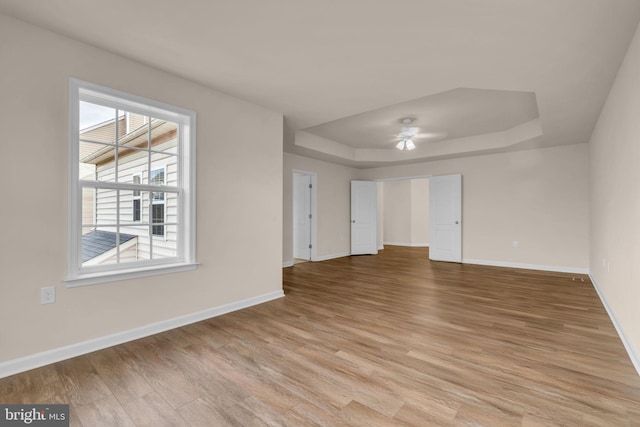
[352,220,355,223]
[455,221,459,224]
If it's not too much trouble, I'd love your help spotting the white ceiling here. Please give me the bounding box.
[303,88,539,149]
[1,0,639,167]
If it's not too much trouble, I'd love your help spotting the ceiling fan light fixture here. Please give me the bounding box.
[395,118,419,151]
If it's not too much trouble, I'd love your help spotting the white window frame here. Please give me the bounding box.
[66,78,197,287]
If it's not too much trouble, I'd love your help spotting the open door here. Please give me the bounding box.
[351,180,378,255]
[429,174,462,262]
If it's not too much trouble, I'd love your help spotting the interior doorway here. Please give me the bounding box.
[379,177,430,249]
[293,170,317,263]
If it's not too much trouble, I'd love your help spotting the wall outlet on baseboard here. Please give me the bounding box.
[41,286,56,304]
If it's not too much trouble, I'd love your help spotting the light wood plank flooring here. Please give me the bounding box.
[2,246,640,426]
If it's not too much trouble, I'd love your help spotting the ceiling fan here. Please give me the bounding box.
[393,117,447,151]
[395,118,419,151]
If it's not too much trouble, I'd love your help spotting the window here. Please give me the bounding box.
[132,174,141,222]
[67,79,197,287]
[150,167,165,237]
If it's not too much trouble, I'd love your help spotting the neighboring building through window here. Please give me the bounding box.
[132,174,141,222]
[150,167,165,237]
[67,79,197,286]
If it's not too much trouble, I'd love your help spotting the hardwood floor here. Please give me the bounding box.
[2,246,640,426]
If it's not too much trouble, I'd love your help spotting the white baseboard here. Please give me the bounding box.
[282,261,294,268]
[378,245,384,250]
[589,274,640,377]
[383,242,429,247]
[312,252,350,262]
[462,258,589,275]
[0,290,285,379]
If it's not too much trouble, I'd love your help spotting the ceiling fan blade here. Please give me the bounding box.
[414,131,448,140]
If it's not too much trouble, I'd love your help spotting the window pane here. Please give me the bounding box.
[150,168,165,186]
[84,142,119,183]
[152,223,177,260]
[119,111,149,145]
[79,141,112,181]
[116,146,148,183]
[79,101,117,143]
[133,199,141,222]
[151,153,177,186]
[151,120,178,152]
[118,190,149,225]
[118,146,149,170]
[81,187,96,228]
[166,191,178,221]
[119,190,134,225]
[151,167,166,203]
[81,226,120,267]
[133,175,141,197]
[152,202,165,237]
[95,188,117,225]
[119,226,148,264]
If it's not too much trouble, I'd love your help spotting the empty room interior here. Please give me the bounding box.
[2,1,640,425]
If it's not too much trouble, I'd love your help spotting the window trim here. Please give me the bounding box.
[66,78,197,287]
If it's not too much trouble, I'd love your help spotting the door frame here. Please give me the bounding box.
[292,169,317,262]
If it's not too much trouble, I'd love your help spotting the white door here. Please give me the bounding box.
[429,174,462,262]
[293,174,312,260]
[351,180,378,255]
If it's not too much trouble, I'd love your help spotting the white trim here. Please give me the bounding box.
[589,274,640,377]
[378,245,385,250]
[0,290,284,379]
[65,262,198,287]
[282,261,294,268]
[383,241,429,247]
[463,258,589,274]
[312,252,351,262]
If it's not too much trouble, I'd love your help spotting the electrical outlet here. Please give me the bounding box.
[41,286,56,304]
[513,240,519,248]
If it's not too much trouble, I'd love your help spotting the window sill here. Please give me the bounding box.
[65,262,198,287]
